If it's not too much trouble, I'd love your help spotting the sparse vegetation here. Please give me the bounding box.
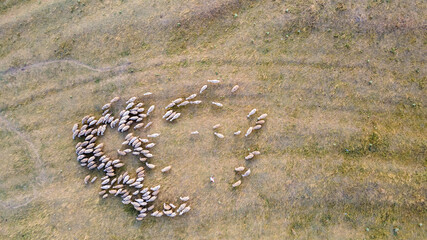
[0,0,425,239]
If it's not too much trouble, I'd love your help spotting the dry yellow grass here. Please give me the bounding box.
[0,0,426,239]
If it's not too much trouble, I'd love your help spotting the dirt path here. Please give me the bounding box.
[0,59,131,75]
[0,114,47,209]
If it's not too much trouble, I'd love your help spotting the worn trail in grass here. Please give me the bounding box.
[0,0,425,239]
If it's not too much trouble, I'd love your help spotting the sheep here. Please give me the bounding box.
[255,120,265,126]
[84,175,91,184]
[257,113,268,120]
[207,79,220,83]
[147,105,155,115]
[180,196,190,202]
[177,101,189,107]
[211,102,223,107]
[147,133,160,138]
[253,124,262,130]
[231,85,239,93]
[242,169,251,177]
[161,166,171,173]
[102,103,111,110]
[144,122,153,129]
[145,163,155,169]
[125,102,134,110]
[245,153,254,160]
[214,132,224,139]
[247,109,257,118]
[232,180,242,188]
[110,96,120,103]
[234,166,245,172]
[172,98,183,104]
[186,94,197,100]
[126,97,137,104]
[200,85,207,94]
[163,110,173,119]
[245,127,253,137]
[170,113,181,121]
[165,102,175,109]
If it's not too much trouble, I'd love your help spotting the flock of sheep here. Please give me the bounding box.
[72,79,267,221]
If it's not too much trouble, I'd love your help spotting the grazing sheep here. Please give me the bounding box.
[84,175,91,184]
[144,122,153,129]
[177,203,187,213]
[190,100,202,104]
[256,120,265,125]
[242,169,251,177]
[252,151,261,155]
[172,98,183,104]
[257,113,268,120]
[102,103,111,110]
[163,110,173,119]
[245,153,254,160]
[147,133,160,138]
[186,94,197,100]
[200,85,207,94]
[235,166,245,172]
[110,96,120,103]
[214,132,224,139]
[245,127,253,137]
[166,112,176,121]
[82,115,90,124]
[231,85,239,93]
[136,102,144,108]
[126,97,137,104]
[211,102,223,107]
[73,93,266,221]
[136,167,144,174]
[247,109,257,118]
[170,113,181,121]
[161,166,171,173]
[87,116,95,123]
[165,102,175,109]
[253,124,262,130]
[146,163,155,169]
[72,130,79,139]
[177,101,189,107]
[207,79,220,83]
[126,102,134,110]
[180,196,190,202]
[110,119,119,128]
[179,206,191,215]
[164,203,171,210]
[147,105,155,115]
[232,180,242,188]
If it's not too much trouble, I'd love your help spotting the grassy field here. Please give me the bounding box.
[0,0,426,239]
